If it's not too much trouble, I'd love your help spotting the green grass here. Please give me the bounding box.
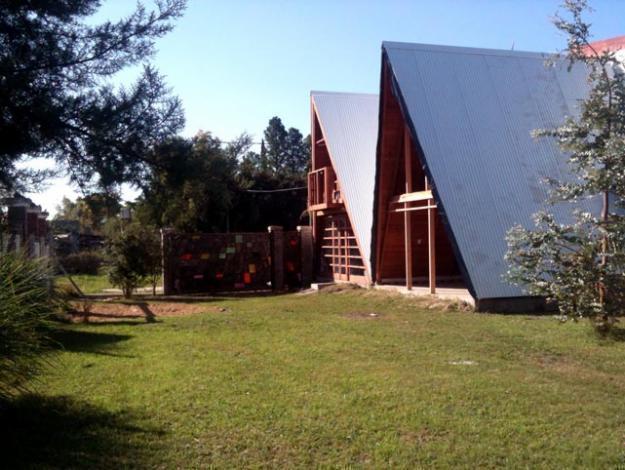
[55,273,161,295]
[4,290,625,468]
[56,273,113,294]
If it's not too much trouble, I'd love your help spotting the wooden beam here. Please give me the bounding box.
[404,125,413,290]
[389,190,433,204]
[324,168,331,207]
[428,206,436,294]
[392,204,438,213]
[345,228,350,280]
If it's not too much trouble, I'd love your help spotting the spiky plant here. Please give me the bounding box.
[0,253,56,401]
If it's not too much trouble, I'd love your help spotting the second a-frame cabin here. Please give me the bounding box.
[308,92,378,285]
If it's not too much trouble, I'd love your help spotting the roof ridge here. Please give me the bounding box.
[382,41,555,60]
[311,90,378,98]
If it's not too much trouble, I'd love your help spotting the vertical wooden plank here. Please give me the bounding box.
[343,228,351,281]
[428,207,436,294]
[424,176,436,293]
[325,167,332,206]
[404,126,413,290]
[339,226,344,280]
[331,220,337,279]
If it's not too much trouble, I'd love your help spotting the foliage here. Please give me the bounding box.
[53,192,121,235]
[232,117,310,231]
[0,253,56,401]
[505,0,625,332]
[0,0,186,194]
[11,290,625,467]
[231,165,308,231]
[59,251,104,276]
[134,132,238,232]
[256,116,310,175]
[135,117,310,233]
[106,222,161,298]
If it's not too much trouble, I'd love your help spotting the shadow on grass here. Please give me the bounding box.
[0,394,163,469]
[85,294,239,304]
[69,302,161,326]
[84,289,297,303]
[597,325,625,342]
[50,329,133,357]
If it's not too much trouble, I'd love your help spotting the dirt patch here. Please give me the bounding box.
[343,311,383,320]
[320,283,363,294]
[399,428,435,445]
[426,300,473,312]
[67,301,227,323]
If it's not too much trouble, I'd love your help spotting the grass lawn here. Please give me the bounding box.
[55,273,161,295]
[4,289,625,468]
[55,273,114,294]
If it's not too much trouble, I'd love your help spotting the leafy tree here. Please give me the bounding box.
[53,192,121,234]
[135,118,310,233]
[107,221,160,298]
[231,163,308,231]
[230,117,310,231]
[135,132,238,232]
[0,0,186,195]
[505,0,625,333]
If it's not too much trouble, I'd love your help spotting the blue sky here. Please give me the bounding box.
[27,0,624,214]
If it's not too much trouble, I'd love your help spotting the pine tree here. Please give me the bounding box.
[0,0,186,194]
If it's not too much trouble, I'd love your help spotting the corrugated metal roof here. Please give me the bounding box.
[312,91,379,276]
[382,41,594,299]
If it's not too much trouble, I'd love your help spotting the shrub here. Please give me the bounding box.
[0,253,57,401]
[107,223,161,298]
[59,251,103,275]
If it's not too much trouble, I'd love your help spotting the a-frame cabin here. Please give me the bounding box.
[373,54,463,295]
[372,42,592,311]
[308,92,378,285]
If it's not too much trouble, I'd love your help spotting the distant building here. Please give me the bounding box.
[1,193,50,257]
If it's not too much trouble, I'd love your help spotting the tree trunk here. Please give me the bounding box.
[599,190,609,308]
